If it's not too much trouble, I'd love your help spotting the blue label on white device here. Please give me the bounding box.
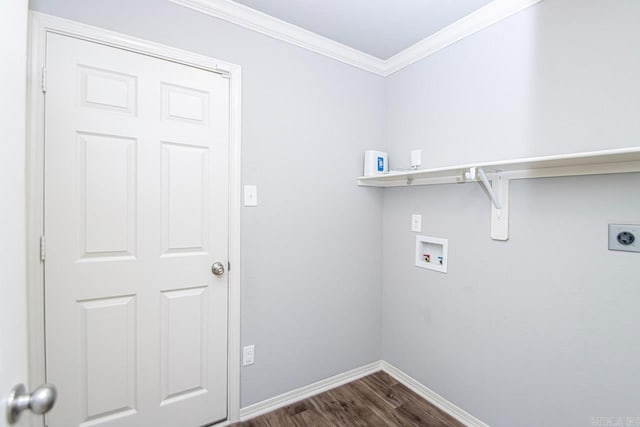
[377,157,384,171]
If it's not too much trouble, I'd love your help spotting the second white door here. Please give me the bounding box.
[44,33,230,427]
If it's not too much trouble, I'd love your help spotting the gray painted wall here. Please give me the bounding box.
[28,0,640,424]
[29,0,384,407]
[382,1,640,426]
[384,0,640,169]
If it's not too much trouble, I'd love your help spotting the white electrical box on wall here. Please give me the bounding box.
[415,235,448,273]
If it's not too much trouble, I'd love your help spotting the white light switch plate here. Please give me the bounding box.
[411,214,422,232]
[244,185,258,206]
[243,345,255,366]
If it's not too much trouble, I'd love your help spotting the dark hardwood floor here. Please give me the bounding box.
[233,371,464,426]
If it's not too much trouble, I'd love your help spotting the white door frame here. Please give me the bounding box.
[26,11,242,425]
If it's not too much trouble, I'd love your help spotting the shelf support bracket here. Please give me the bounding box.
[476,168,502,210]
[466,167,509,240]
[488,172,509,241]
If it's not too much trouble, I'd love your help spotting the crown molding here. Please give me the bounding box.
[170,0,544,76]
[169,0,386,75]
[382,0,543,75]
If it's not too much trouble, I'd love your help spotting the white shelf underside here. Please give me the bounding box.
[357,147,640,187]
[357,147,640,241]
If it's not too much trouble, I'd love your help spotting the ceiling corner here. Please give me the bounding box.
[170,0,544,77]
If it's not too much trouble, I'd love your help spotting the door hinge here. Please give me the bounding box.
[41,67,47,93]
[228,261,231,272]
[40,236,46,262]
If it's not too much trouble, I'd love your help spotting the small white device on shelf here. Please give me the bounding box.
[363,150,388,176]
[415,235,448,273]
[411,149,421,169]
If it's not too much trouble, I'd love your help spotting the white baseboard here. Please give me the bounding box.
[239,360,489,426]
[381,361,489,427]
[239,360,384,421]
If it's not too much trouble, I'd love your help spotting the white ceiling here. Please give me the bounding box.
[231,0,493,60]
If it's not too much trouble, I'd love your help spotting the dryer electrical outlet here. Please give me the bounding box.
[608,224,640,253]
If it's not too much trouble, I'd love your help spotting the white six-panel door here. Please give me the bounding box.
[44,33,230,427]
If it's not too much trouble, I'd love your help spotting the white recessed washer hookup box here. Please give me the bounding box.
[415,235,448,273]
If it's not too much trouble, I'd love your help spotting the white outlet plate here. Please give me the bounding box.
[243,345,255,366]
[609,224,640,253]
[411,214,422,232]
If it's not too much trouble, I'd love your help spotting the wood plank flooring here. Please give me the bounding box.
[233,371,464,427]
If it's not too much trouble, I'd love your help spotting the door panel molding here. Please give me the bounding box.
[26,11,242,424]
